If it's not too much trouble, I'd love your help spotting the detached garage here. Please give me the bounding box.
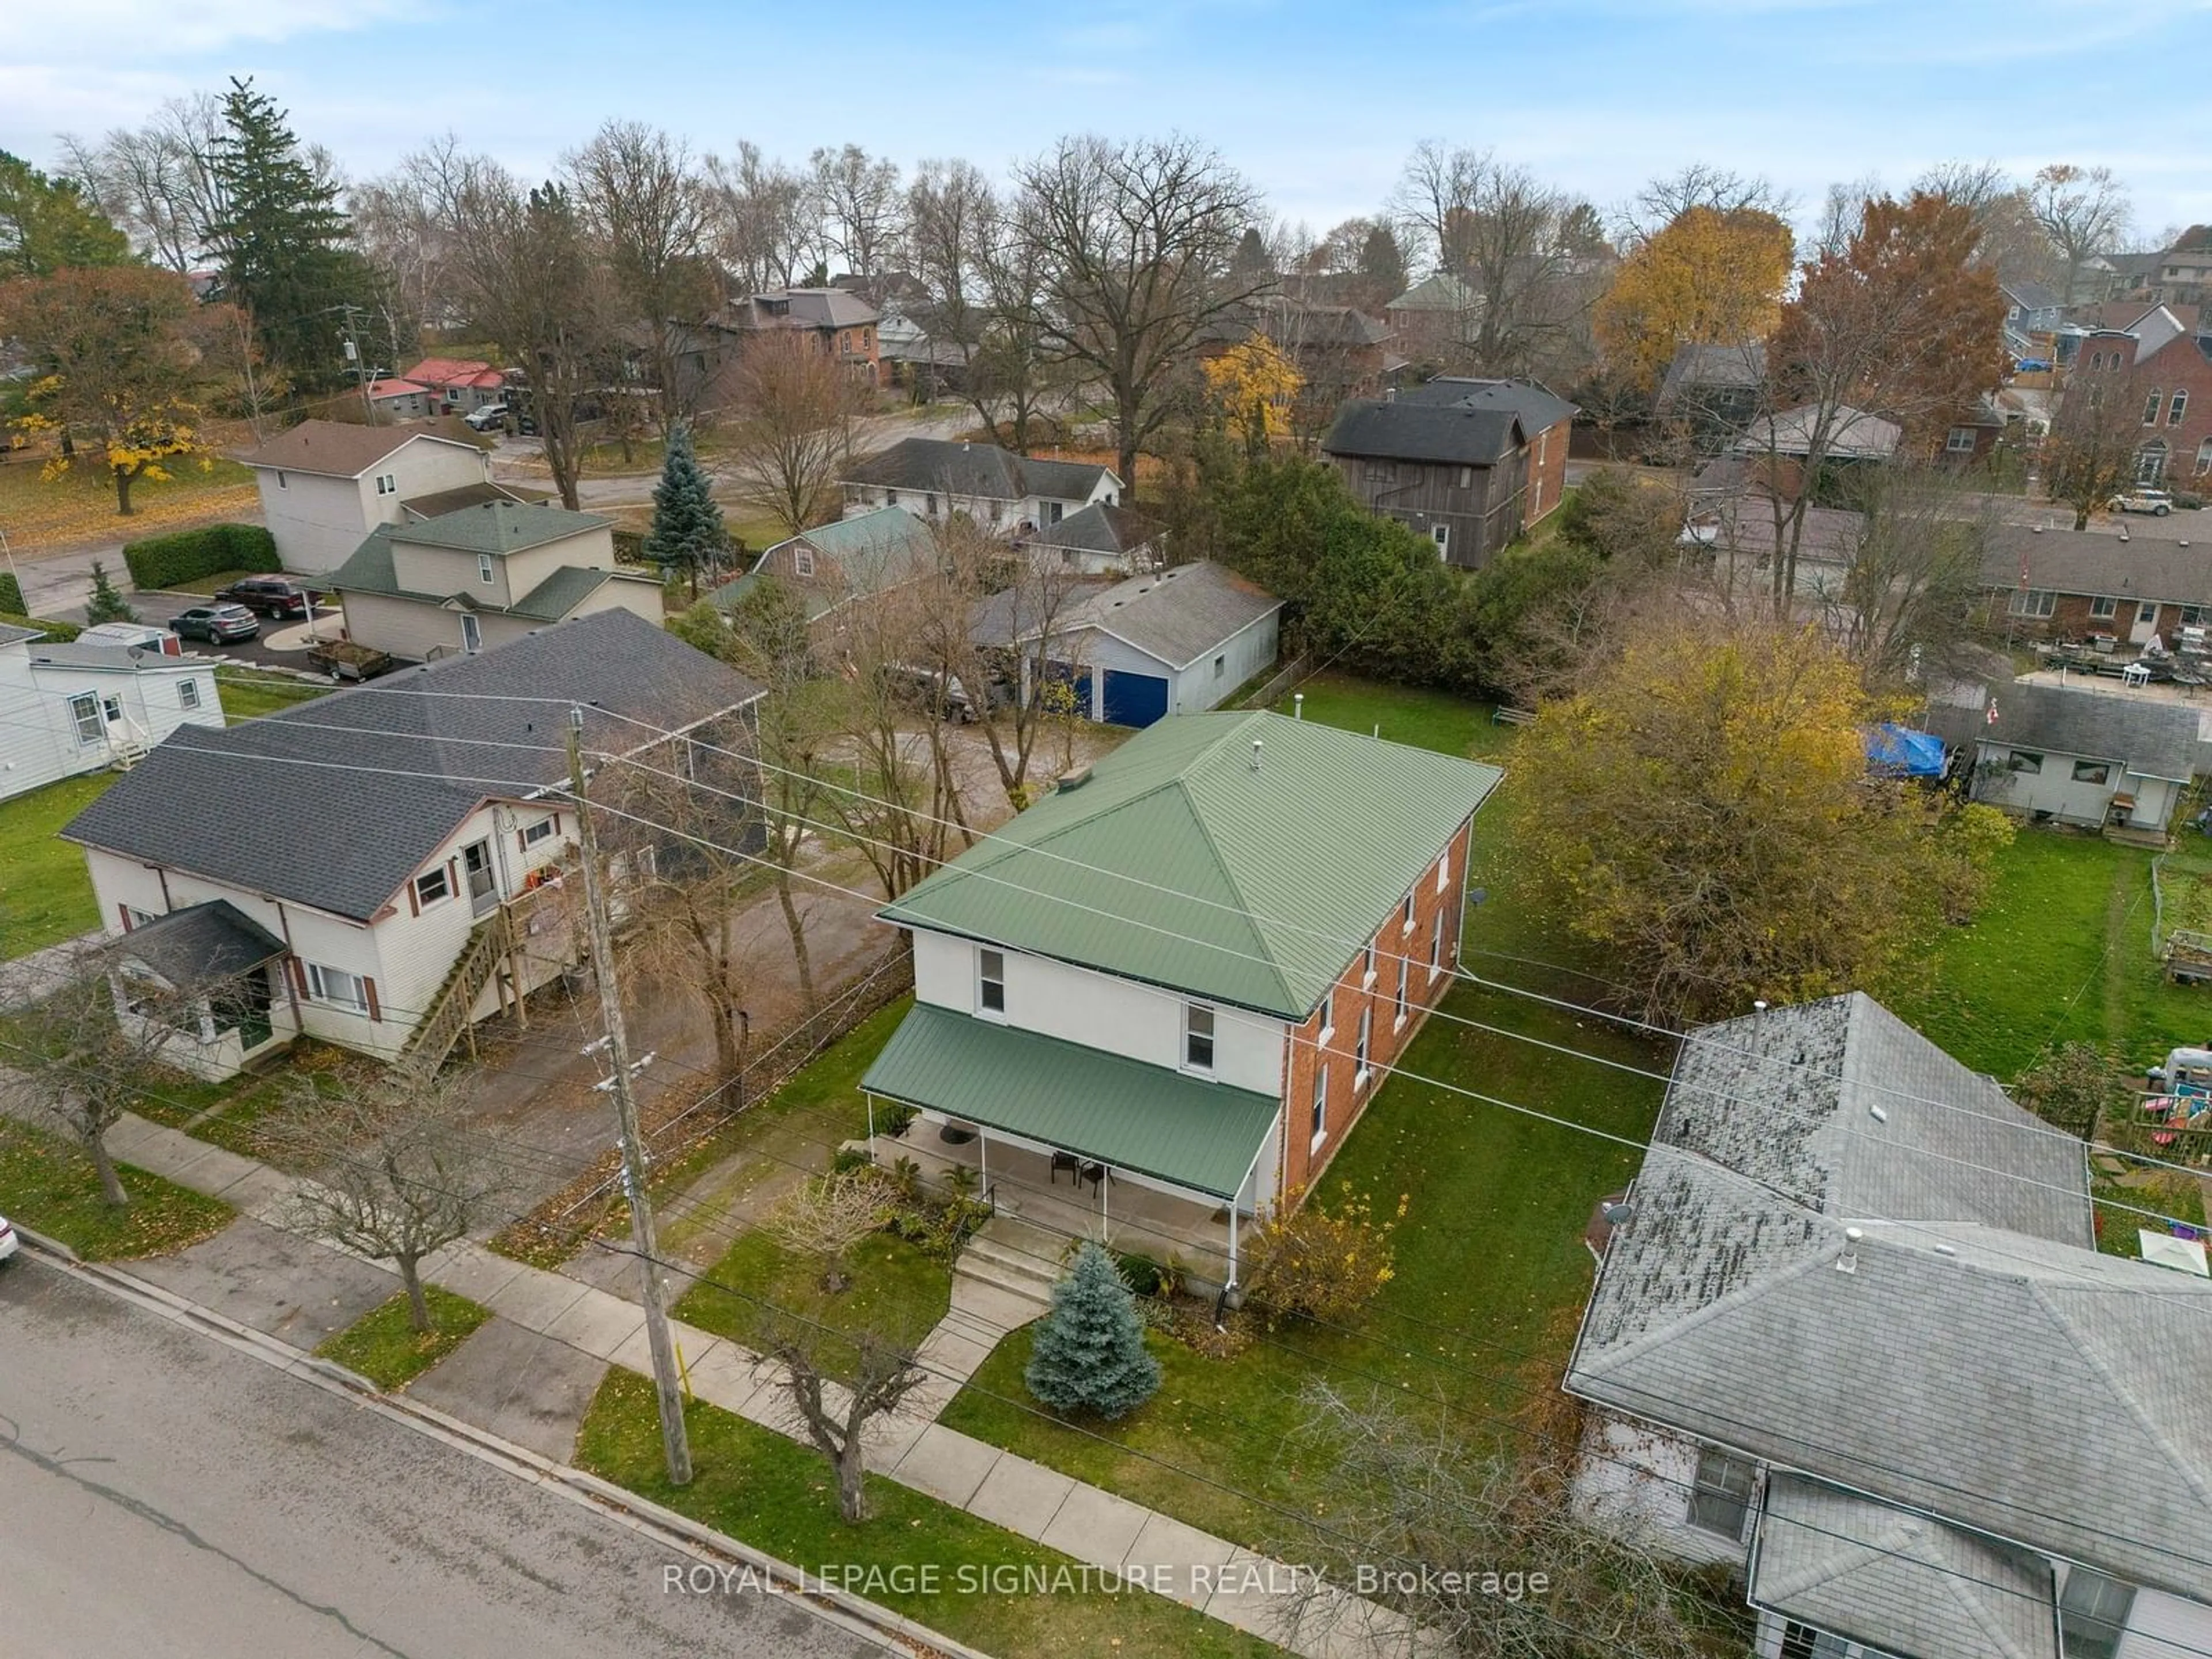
[976,561,1282,730]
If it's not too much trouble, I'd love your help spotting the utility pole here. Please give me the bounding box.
[566,707,694,1486]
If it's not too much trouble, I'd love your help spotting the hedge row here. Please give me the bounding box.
[0,613,82,643]
[122,523,281,591]
[0,572,22,616]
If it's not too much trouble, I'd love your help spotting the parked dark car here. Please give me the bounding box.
[214,576,313,619]
[172,603,260,644]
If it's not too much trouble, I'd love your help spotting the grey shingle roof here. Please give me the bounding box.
[63,609,763,923]
[116,900,287,985]
[1393,376,1577,430]
[401,481,544,519]
[1751,1478,2056,1659]
[1321,399,1525,465]
[1054,560,1281,671]
[390,501,609,556]
[843,439,1116,505]
[1929,680,2201,782]
[1567,993,2212,1600]
[1984,523,2212,611]
[1656,342,1768,408]
[509,565,642,622]
[1022,503,1159,560]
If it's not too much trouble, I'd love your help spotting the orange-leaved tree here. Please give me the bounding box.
[0,264,230,515]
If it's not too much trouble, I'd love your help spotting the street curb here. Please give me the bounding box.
[20,1238,994,1659]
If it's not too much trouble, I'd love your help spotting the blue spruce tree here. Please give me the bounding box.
[643,423,726,598]
[1024,1241,1161,1419]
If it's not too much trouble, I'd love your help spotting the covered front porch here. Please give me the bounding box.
[859,1002,1282,1294]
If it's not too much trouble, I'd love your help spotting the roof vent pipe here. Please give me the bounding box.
[1837,1226,1863,1276]
[1293,692,1305,721]
[1250,738,1263,772]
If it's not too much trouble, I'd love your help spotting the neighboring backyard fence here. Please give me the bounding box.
[494,945,916,1257]
[1239,653,1313,710]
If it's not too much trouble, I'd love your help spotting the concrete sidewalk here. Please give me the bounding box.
[81,1107,1406,1658]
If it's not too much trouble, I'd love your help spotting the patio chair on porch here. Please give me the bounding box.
[1050,1150,1082,1185]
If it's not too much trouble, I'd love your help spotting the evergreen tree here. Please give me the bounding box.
[0,150,131,278]
[204,79,384,393]
[1024,1241,1161,1419]
[1358,223,1406,303]
[643,423,726,597]
[84,560,135,625]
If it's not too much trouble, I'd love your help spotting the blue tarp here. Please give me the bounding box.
[1865,723,1945,777]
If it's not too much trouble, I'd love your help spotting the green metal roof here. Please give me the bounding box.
[880,710,1502,1018]
[391,500,610,555]
[860,1003,1279,1200]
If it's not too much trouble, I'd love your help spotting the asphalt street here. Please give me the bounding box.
[0,1259,886,1659]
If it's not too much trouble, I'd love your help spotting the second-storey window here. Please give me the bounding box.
[415,866,452,907]
[1400,889,1416,931]
[1395,956,1409,1026]
[1317,989,1334,1042]
[978,948,1006,1014]
[1184,1003,1216,1071]
[1355,1007,1372,1088]
[1310,1063,1327,1147]
[1361,941,1376,985]
[1429,925,1444,979]
[522,816,556,849]
[179,679,202,710]
[1687,1446,1755,1538]
[478,553,495,585]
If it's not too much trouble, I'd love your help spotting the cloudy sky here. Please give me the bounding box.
[5,0,2207,245]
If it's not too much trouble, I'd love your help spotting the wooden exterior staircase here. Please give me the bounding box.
[394,910,515,1080]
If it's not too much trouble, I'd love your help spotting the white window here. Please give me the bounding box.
[1317,990,1334,1043]
[1361,941,1376,986]
[1213,654,1225,679]
[2140,600,2160,624]
[1435,851,1449,894]
[1945,426,1977,453]
[2008,750,2044,774]
[2145,389,2164,426]
[1431,524,1450,556]
[1429,925,1444,980]
[68,692,102,745]
[2171,389,2190,426]
[375,473,396,495]
[477,553,495,585]
[1184,1003,1216,1071]
[522,816,556,849]
[306,963,370,1014]
[2009,588,2056,618]
[461,612,483,654]
[1309,1064,1327,1149]
[793,545,816,578]
[1456,465,1472,488]
[2198,437,2212,474]
[1401,889,1416,933]
[2138,441,2169,483]
[1688,1446,1755,1538]
[124,906,158,929]
[1393,955,1410,1027]
[276,470,287,488]
[2089,595,2119,620]
[2058,1569,2135,1659]
[978,948,1006,1016]
[178,678,202,710]
[415,866,452,907]
[1354,1008,1372,1089]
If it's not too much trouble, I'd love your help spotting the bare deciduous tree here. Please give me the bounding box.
[60,94,225,272]
[725,329,863,535]
[1619,160,1787,249]
[764,1167,893,1292]
[350,134,488,335]
[1274,1382,1716,1659]
[452,169,609,510]
[273,1071,511,1334]
[2031,163,2131,302]
[1816,467,1992,685]
[2043,357,2162,529]
[763,1317,928,1524]
[1013,134,1267,485]
[906,157,998,419]
[704,142,821,294]
[566,122,715,431]
[810,144,903,280]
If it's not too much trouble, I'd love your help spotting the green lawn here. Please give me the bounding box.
[574,1372,1281,1659]
[675,1228,952,1352]
[0,772,114,960]
[1889,829,2212,1080]
[128,1048,361,1171]
[0,1124,233,1259]
[317,1286,493,1389]
[943,677,1661,1551]
[215,670,333,724]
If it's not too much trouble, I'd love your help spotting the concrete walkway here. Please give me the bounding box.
[0,929,107,1010]
[82,1108,1406,1658]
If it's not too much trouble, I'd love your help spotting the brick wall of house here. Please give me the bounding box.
[2076,325,2212,485]
[1993,589,2209,642]
[1277,814,1475,1204]
[1525,418,1570,523]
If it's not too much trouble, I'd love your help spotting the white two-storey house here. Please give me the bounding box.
[62,609,763,1079]
[841,438,1121,534]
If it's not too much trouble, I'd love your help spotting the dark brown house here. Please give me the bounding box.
[1320,378,1576,569]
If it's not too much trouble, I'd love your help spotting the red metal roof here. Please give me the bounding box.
[406,358,503,389]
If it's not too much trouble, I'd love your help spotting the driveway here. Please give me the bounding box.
[123,589,344,671]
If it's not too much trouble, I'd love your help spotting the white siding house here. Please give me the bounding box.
[842,438,1120,533]
[236,421,495,577]
[0,625,221,802]
[61,611,763,1078]
[1927,679,2201,834]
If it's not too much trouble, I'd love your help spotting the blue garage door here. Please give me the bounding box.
[1102,669,1169,728]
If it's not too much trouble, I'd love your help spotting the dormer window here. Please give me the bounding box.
[1184,1003,1216,1071]
[978,948,1006,1016]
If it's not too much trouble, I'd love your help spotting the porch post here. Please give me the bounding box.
[979,1131,988,1203]
[1100,1163,1109,1238]
[1228,1200,1239,1289]
[865,1091,877,1153]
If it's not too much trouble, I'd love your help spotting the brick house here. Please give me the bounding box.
[1983,524,2212,645]
[2069,308,2212,486]
[861,711,1500,1294]
[711,287,881,385]
[1321,377,1576,569]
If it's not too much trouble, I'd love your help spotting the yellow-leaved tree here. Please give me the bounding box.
[0,266,229,516]
[1513,611,2011,1023]
[1594,206,1794,391]
[1202,334,1301,444]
